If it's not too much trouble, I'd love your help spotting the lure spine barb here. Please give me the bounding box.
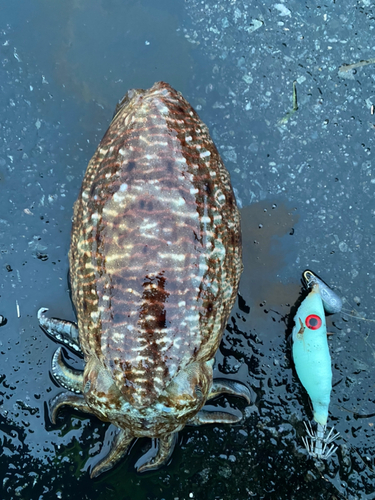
[302,422,340,460]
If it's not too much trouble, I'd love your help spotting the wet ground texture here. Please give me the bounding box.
[0,0,374,499]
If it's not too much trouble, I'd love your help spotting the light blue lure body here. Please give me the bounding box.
[292,270,342,459]
[292,284,331,426]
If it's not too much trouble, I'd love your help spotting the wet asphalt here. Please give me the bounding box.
[0,1,374,499]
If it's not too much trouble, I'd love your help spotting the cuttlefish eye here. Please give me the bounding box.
[305,314,322,330]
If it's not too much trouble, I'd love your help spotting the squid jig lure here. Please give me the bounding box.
[292,270,342,459]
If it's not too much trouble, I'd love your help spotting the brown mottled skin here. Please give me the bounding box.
[40,82,246,477]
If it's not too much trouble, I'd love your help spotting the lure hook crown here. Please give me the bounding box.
[302,422,340,460]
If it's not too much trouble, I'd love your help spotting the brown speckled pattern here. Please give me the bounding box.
[69,81,242,409]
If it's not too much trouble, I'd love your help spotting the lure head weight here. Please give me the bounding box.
[303,270,343,314]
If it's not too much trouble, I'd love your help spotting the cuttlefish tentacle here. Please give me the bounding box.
[187,409,242,425]
[38,307,82,355]
[52,347,84,394]
[49,392,92,424]
[208,379,252,404]
[137,433,178,473]
[90,429,134,478]
[186,379,251,426]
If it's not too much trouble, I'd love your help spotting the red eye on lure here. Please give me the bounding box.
[305,314,322,330]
